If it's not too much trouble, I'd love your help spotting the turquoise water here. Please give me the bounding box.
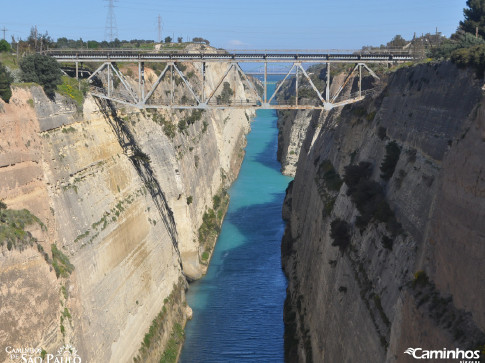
[179,80,292,362]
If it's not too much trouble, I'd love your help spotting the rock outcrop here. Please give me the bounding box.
[0,57,255,362]
[280,61,485,362]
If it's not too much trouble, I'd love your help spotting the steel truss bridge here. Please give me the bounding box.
[47,50,415,111]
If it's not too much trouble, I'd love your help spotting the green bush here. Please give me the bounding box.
[380,141,401,180]
[428,31,485,60]
[0,206,45,250]
[343,162,373,191]
[57,76,88,111]
[20,54,62,99]
[216,82,233,104]
[0,39,10,53]
[316,160,343,191]
[451,44,485,77]
[330,218,351,251]
[51,244,74,278]
[343,162,402,236]
[0,62,13,103]
[186,196,193,205]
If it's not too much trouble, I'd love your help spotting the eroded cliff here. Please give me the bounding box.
[0,57,255,362]
[280,61,485,362]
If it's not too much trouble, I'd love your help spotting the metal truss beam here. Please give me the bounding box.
[86,58,382,111]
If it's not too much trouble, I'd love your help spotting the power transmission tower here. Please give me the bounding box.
[104,0,118,42]
[1,26,7,40]
[157,15,162,43]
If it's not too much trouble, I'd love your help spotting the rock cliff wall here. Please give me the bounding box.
[280,61,485,362]
[0,58,254,362]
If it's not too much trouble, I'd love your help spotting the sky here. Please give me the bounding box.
[0,0,467,50]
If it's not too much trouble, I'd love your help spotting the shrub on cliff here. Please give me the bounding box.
[316,160,343,191]
[330,218,351,251]
[343,162,373,192]
[380,141,401,180]
[19,54,62,99]
[343,161,403,236]
[0,62,13,103]
[451,44,485,77]
[428,31,484,60]
[216,82,233,104]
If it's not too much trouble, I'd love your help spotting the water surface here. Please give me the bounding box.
[180,80,291,362]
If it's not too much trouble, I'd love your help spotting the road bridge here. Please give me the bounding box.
[46,50,415,111]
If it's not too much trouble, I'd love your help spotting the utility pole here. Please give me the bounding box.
[34,25,38,51]
[1,26,7,40]
[476,26,479,38]
[104,0,118,42]
[157,15,162,43]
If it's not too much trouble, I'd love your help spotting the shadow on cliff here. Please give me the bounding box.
[94,98,180,258]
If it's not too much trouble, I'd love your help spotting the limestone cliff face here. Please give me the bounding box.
[280,61,485,362]
[0,59,254,362]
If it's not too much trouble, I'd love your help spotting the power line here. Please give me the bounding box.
[104,0,118,41]
[1,26,7,40]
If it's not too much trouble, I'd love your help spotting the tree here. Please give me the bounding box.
[177,37,183,43]
[0,39,11,53]
[0,62,13,103]
[19,54,62,99]
[460,0,485,38]
[387,35,407,48]
[26,26,54,51]
[164,36,172,43]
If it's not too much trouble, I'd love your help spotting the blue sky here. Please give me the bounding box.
[0,0,467,49]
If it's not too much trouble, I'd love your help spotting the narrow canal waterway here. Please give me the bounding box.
[179,80,292,362]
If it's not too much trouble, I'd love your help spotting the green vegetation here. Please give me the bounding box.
[151,112,177,139]
[330,218,351,251]
[0,62,13,103]
[377,126,387,140]
[133,280,186,363]
[51,244,74,278]
[192,37,210,45]
[0,52,18,70]
[343,162,402,236]
[412,270,429,288]
[380,141,401,180]
[201,251,209,261]
[451,44,485,77]
[316,159,343,191]
[57,76,88,112]
[0,39,11,52]
[216,82,233,104]
[159,323,185,363]
[20,54,62,99]
[198,189,229,249]
[0,202,45,251]
[61,126,76,133]
[186,196,193,205]
[460,0,485,38]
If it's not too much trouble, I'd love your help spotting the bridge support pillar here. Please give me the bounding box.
[264,62,267,104]
[326,62,330,103]
[138,62,145,102]
[75,62,79,80]
[359,63,362,98]
[107,62,111,97]
[202,62,206,103]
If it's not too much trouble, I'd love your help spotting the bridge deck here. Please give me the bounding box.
[47,51,414,63]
